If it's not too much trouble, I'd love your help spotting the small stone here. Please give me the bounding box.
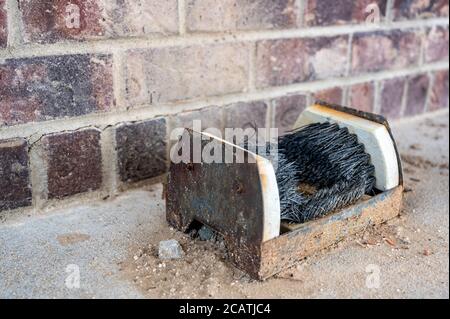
[423,249,432,256]
[399,237,411,245]
[198,226,216,241]
[158,240,184,260]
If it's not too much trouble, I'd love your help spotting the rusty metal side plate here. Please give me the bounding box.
[166,130,267,247]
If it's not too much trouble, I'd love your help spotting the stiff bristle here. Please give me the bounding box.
[277,122,376,224]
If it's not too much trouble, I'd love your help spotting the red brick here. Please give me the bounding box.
[125,44,249,106]
[314,87,343,105]
[425,26,449,63]
[116,118,167,183]
[305,0,387,26]
[172,106,224,132]
[352,30,421,75]
[256,36,349,88]
[19,0,179,44]
[0,139,32,211]
[0,54,113,127]
[0,0,7,48]
[43,129,102,199]
[393,0,449,20]
[273,94,308,135]
[405,74,430,116]
[349,82,375,112]
[380,77,406,119]
[186,0,298,32]
[429,70,449,111]
[224,101,268,130]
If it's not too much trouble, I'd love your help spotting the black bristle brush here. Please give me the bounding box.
[276,122,376,224]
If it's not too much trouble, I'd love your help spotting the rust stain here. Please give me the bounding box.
[259,171,268,190]
[57,233,91,246]
[312,103,375,124]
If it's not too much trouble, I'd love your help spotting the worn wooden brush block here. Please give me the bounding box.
[294,104,400,191]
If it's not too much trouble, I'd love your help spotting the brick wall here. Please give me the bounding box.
[1,0,448,215]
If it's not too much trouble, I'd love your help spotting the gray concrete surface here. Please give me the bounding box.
[0,111,448,299]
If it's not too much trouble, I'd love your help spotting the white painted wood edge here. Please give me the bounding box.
[293,105,400,191]
[256,157,281,242]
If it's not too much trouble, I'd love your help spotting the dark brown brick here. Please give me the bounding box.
[256,36,349,88]
[429,70,449,111]
[380,77,406,119]
[273,94,308,135]
[352,30,421,75]
[305,0,387,26]
[19,0,101,44]
[0,54,114,127]
[125,44,249,106]
[393,0,449,20]
[314,87,343,105]
[186,0,298,32]
[19,0,178,44]
[44,129,102,199]
[224,101,268,130]
[0,139,32,211]
[0,0,7,48]
[425,26,449,63]
[116,118,167,183]
[172,106,223,132]
[405,74,430,116]
[349,82,375,112]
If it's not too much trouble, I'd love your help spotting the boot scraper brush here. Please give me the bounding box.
[167,102,403,280]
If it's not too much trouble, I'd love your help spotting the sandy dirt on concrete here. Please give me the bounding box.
[120,113,449,299]
[120,216,423,299]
